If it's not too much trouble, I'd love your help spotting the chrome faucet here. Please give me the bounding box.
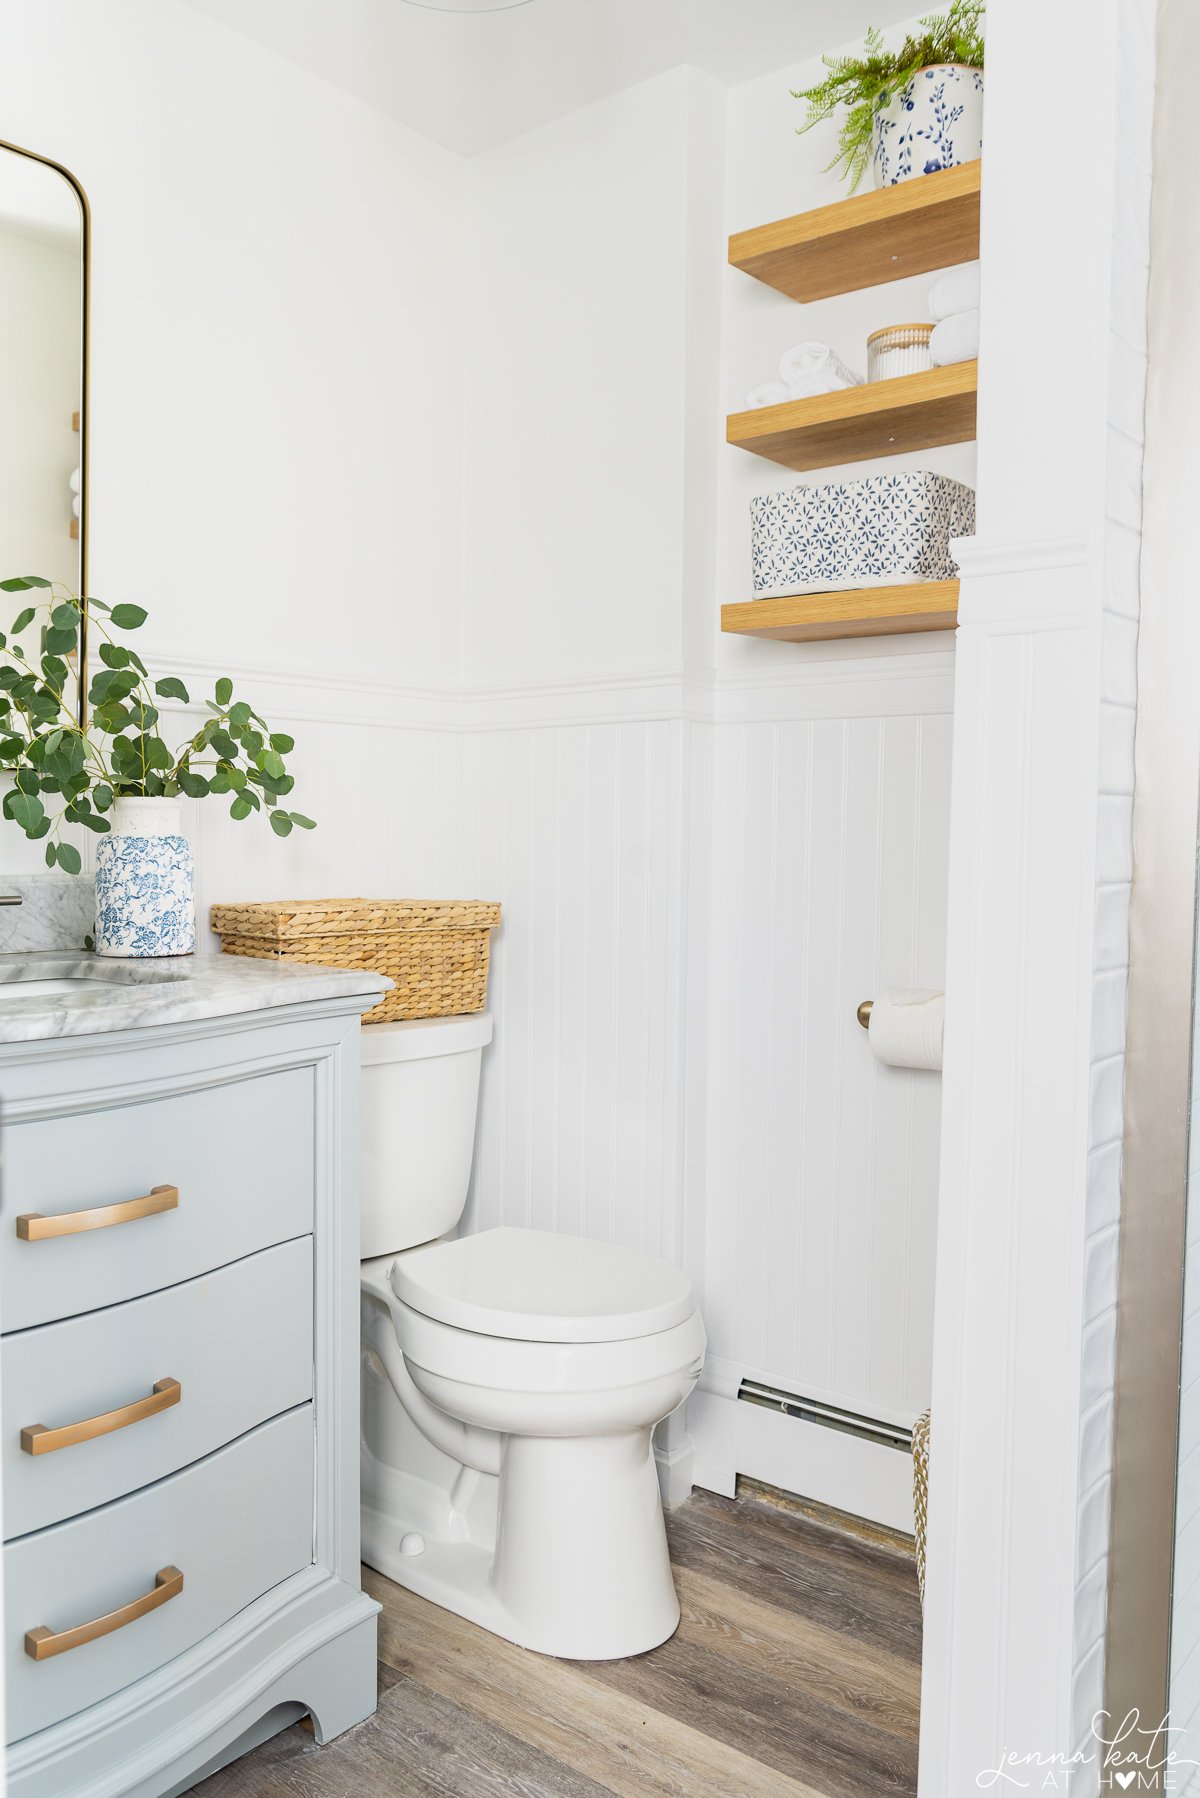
[0,895,23,906]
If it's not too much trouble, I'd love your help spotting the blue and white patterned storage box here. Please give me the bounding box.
[750,471,975,597]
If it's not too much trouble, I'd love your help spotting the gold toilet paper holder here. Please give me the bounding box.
[856,999,874,1029]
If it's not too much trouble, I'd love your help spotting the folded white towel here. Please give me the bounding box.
[68,465,81,495]
[744,380,789,410]
[927,260,980,321]
[779,340,864,394]
[72,493,80,518]
[930,308,980,366]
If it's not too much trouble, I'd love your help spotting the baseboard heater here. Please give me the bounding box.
[737,1379,913,1453]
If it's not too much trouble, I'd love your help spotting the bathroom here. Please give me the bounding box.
[0,0,1193,1792]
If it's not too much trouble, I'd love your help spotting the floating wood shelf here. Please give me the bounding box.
[729,162,981,303]
[722,581,959,644]
[69,519,78,540]
[727,361,977,473]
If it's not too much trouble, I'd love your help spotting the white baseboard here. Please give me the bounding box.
[687,1387,916,1535]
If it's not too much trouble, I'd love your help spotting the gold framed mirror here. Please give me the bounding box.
[0,139,89,721]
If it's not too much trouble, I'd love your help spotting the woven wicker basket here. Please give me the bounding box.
[209,898,501,1026]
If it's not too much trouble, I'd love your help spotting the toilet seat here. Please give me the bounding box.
[389,1225,696,1343]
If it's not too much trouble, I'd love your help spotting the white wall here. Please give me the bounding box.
[461,67,708,686]
[0,0,466,696]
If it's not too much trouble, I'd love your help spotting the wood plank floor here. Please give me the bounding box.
[196,1486,921,1797]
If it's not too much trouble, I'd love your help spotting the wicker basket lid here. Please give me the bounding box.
[209,898,502,939]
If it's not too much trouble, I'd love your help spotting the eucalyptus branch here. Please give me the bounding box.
[0,578,315,871]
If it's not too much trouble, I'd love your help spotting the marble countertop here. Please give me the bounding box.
[0,950,391,1044]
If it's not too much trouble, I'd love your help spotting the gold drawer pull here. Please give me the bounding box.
[16,1184,179,1242]
[25,1566,184,1661]
[20,1377,182,1456]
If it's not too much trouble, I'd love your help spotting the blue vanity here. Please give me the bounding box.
[0,951,386,1797]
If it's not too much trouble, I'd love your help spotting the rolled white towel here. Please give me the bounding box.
[778,340,864,397]
[68,465,81,495]
[927,260,980,321]
[743,380,789,410]
[71,493,80,518]
[930,308,980,366]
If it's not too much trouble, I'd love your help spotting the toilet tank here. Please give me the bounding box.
[359,1014,492,1258]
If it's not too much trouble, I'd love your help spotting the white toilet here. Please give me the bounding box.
[358,1013,706,1661]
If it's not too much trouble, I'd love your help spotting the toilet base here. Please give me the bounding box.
[361,1398,681,1660]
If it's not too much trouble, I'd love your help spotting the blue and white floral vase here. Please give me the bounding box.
[873,63,984,189]
[94,796,195,957]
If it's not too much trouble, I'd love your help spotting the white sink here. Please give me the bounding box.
[0,978,94,999]
[0,964,192,1003]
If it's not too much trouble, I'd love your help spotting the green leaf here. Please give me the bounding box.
[228,700,251,726]
[10,607,36,634]
[209,728,237,760]
[9,792,45,833]
[154,676,189,702]
[55,841,81,875]
[99,642,131,669]
[27,816,51,840]
[270,733,295,754]
[214,677,233,706]
[177,770,210,799]
[43,627,77,656]
[93,784,113,812]
[43,729,64,758]
[229,796,252,821]
[44,842,56,867]
[49,603,77,629]
[0,577,32,592]
[83,597,109,614]
[259,749,286,779]
[17,576,51,588]
[137,734,173,771]
[110,603,148,630]
[269,810,293,838]
[289,812,316,830]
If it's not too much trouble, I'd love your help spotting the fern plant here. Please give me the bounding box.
[792,2,985,191]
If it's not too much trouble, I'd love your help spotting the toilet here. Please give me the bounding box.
[358,1013,706,1661]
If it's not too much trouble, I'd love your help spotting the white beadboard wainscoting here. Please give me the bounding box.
[7,645,955,1529]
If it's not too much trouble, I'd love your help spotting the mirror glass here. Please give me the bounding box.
[0,145,86,705]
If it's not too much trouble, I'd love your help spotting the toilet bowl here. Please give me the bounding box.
[357,1016,706,1660]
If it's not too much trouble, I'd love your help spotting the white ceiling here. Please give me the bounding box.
[181,0,917,158]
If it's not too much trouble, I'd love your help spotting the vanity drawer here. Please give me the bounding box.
[1,1066,314,1332]
[5,1403,313,1744]
[3,1236,314,1539]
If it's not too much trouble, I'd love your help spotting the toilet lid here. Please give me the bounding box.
[389,1226,697,1343]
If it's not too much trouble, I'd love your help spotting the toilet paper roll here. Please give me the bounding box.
[868,988,944,1071]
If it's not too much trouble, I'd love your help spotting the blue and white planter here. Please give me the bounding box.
[94,797,195,957]
[872,63,984,189]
